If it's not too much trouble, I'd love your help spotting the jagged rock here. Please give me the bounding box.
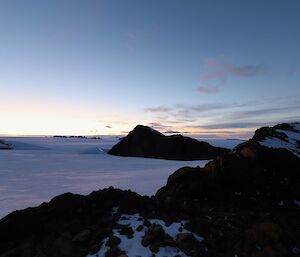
[142,224,166,247]
[143,219,151,227]
[108,125,229,160]
[136,225,144,231]
[105,246,123,257]
[142,223,175,253]
[175,233,201,256]
[118,226,134,238]
[106,235,121,247]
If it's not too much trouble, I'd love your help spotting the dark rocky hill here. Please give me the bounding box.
[108,125,229,160]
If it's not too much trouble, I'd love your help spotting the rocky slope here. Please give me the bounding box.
[158,122,300,204]
[108,125,229,160]
[0,123,300,257]
[238,122,300,157]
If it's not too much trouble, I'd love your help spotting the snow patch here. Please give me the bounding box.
[87,210,204,257]
[259,123,300,157]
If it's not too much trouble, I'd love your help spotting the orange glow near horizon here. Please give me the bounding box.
[0,102,255,138]
[0,115,254,139]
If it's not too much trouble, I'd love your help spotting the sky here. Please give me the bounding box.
[0,0,299,138]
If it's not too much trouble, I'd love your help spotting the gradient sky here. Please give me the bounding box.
[0,0,299,138]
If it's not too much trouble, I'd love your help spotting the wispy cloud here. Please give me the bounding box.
[144,106,172,113]
[145,103,236,123]
[147,122,171,131]
[196,56,266,93]
[143,95,300,137]
[201,57,266,83]
[196,85,219,94]
[194,121,269,130]
[227,105,300,120]
[145,102,246,120]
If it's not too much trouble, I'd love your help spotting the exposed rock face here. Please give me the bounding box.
[108,125,229,160]
[0,139,12,150]
[153,123,300,257]
[237,122,300,157]
[141,223,174,252]
[156,123,300,206]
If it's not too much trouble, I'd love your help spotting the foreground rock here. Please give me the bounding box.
[108,125,229,160]
[0,188,154,257]
[155,123,300,256]
[1,122,300,257]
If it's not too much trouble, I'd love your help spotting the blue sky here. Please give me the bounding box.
[0,0,299,137]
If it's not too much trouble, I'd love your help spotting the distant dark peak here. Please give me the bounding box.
[108,124,229,160]
[132,125,163,135]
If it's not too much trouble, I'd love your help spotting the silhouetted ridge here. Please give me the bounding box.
[108,125,229,160]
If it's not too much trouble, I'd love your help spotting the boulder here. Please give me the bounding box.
[142,223,175,253]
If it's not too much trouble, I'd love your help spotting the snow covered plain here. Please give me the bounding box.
[0,136,242,218]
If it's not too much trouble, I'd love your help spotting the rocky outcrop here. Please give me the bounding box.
[156,123,300,208]
[0,188,154,257]
[108,125,229,160]
[237,122,300,157]
[152,123,300,257]
[0,139,12,150]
